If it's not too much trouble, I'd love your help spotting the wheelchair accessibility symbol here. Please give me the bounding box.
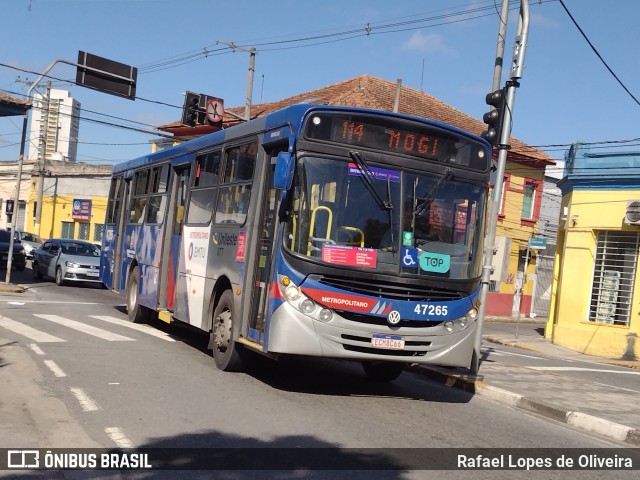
[401,247,418,267]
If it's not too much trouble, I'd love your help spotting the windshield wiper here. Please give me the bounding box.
[348,151,393,211]
[413,168,454,217]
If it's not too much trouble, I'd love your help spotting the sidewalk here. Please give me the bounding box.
[412,317,640,446]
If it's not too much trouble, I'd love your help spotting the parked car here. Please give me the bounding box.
[32,239,101,286]
[13,230,43,259]
[0,230,27,271]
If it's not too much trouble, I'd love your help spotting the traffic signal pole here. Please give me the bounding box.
[473,0,530,372]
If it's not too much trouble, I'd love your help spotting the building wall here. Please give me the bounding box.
[0,160,35,230]
[547,143,640,360]
[547,185,640,360]
[25,191,108,242]
[486,161,544,316]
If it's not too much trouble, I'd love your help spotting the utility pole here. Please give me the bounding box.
[4,110,29,284]
[34,82,51,236]
[216,40,256,121]
[473,0,530,372]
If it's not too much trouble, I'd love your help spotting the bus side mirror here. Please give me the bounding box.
[274,151,294,190]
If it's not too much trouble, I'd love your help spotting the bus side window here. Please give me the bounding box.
[187,151,221,225]
[129,169,149,224]
[214,142,257,225]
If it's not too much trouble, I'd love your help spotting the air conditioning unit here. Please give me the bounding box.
[624,200,640,225]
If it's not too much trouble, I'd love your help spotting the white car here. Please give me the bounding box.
[13,231,43,259]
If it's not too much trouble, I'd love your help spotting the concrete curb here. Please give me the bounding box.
[408,364,640,447]
[484,335,545,353]
[0,284,26,293]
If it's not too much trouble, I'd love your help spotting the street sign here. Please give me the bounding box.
[529,237,547,250]
[205,97,224,124]
[76,51,137,100]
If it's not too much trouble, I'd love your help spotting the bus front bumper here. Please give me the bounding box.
[266,303,476,368]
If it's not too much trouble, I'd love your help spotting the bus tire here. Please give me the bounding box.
[361,361,404,382]
[211,290,244,372]
[126,266,151,324]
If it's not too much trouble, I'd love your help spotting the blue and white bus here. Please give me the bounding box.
[100,104,491,381]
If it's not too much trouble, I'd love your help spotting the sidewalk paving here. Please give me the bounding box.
[412,317,640,447]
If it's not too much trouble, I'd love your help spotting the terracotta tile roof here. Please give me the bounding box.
[0,92,31,116]
[161,74,552,165]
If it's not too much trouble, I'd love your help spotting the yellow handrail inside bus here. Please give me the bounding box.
[337,226,365,247]
[290,216,297,250]
[307,205,333,255]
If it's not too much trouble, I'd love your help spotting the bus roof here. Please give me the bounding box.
[112,103,490,174]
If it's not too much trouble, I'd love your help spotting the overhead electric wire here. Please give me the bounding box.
[558,0,640,108]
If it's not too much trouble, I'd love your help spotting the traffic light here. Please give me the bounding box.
[481,88,506,146]
[181,92,201,127]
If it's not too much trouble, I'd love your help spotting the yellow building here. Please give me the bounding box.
[486,159,549,316]
[547,143,640,360]
[23,160,112,242]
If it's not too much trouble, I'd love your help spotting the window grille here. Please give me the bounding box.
[93,224,104,242]
[61,221,74,239]
[78,222,90,240]
[588,231,639,326]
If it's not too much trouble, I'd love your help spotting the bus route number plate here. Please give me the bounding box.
[371,334,405,350]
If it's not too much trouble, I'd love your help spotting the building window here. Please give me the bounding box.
[61,221,74,239]
[521,181,536,220]
[588,231,639,326]
[94,224,104,242]
[78,222,90,240]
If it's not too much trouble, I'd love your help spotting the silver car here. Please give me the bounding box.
[14,231,43,259]
[32,239,102,286]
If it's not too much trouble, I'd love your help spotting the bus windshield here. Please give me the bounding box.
[284,155,486,279]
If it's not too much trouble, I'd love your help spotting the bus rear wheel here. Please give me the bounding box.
[126,266,151,323]
[362,361,405,382]
[211,290,244,372]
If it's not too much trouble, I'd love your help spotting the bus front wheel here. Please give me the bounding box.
[211,290,244,372]
[362,361,404,382]
[126,266,151,324]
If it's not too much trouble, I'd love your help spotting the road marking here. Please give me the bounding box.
[70,387,100,412]
[43,360,66,377]
[483,349,544,360]
[90,315,175,342]
[0,315,66,343]
[34,314,135,342]
[529,366,640,375]
[105,427,134,448]
[29,344,45,355]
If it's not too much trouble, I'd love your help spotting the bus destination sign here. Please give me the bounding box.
[304,112,487,170]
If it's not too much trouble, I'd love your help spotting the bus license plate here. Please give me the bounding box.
[371,334,405,350]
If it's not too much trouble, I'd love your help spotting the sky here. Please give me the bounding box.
[2,0,640,179]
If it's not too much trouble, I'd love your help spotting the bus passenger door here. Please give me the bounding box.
[246,161,278,345]
[158,164,190,313]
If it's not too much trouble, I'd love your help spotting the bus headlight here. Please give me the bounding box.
[443,321,455,333]
[278,274,334,323]
[318,309,333,322]
[284,284,301,301]
[300,299,316,314]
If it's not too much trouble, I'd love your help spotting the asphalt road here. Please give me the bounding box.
[0,264,638,479]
